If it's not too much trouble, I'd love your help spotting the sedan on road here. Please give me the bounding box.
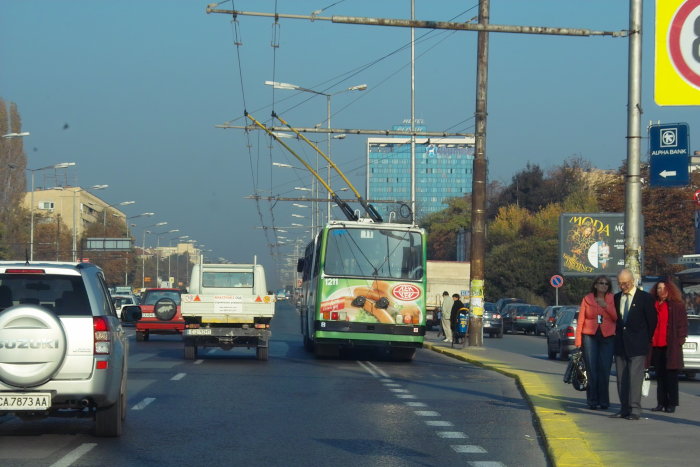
[546,305,580,360]
[683,315,700,379]
[483,301,503,338]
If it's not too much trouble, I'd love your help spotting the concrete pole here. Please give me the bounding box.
[468,0,490,348]
[624,0,644,285]
[30,171,35,260]
[327,95,332,223]
[410,0,416,224]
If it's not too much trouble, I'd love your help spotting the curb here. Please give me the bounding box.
[424,342,604,467]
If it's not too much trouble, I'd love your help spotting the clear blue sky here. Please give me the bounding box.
[2,1,699,289]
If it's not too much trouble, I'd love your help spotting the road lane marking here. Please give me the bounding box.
[132,397,156,410]
[396,394,416,399]
[49,443,97,467]
[468,462,505,467]
[437,431,468,439]
[388,388,409,393]
[405,401,427,407]
[452,445,487,454]
[414,410,440,417]
[171,373,186,381]
[426,420,453,427]
[194,359,204,364]
[364,361,389,378]
[383,383,402,387]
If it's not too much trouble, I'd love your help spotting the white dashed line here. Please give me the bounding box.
[396,394,417,399]
[383,383,402,387]
[132,397,156,410]
[437,431,468,439]
[426,420,454,427]
[389,388,409,393]
[171,373,186,381]
[414,410,440,417]
[194,359,204,364]
[452,445,487,454]
[468,462,505,467]
[364,361,389,378]
[50,443,97,467]
[405,401,427,407]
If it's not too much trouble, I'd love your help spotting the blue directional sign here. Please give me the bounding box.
[649,123,690,187]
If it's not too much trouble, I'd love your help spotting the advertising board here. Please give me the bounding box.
[559,213,627,277]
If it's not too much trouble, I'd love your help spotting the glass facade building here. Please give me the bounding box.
[366,136,475,221]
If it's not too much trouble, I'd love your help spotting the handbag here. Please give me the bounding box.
[642,370,651,397]
[563,349,588,391]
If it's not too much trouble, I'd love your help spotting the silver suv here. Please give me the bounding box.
[0,261,140,437]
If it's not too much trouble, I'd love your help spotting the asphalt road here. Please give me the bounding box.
[1,303,549,467]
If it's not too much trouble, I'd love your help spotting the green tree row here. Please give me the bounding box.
[420,157,697,306]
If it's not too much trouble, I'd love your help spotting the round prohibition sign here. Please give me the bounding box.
[550,275,564,288]
[668,0,700,88]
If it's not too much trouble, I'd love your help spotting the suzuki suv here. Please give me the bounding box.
[0,261,140,436]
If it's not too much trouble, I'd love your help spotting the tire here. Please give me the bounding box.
[547,347,556,359]
[686,372,697,380]
[184,340,197,360]
[256,346,269,361]
[489,332,495,338]
[497,329,503,338]
[136,331,146,342]
[391,348,416,362]
[303,333,314,352]
[314,343,339,358]
[559,345,569,361]
[154,298,177,321]
[95,389,123,437]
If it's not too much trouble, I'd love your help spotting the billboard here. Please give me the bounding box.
[559,213,626,276]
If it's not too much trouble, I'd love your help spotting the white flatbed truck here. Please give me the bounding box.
[181,261,275,361]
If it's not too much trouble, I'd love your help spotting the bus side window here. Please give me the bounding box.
[312,236,322,278]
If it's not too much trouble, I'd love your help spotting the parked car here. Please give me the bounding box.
[0,261,140,436]
[134,288,183,341]
[546,305,580,360]
[512,304,544,334]
[111,293,139,319]
[682,315,700,379]
[483,301,503,338]
[495,297,525,316]
[536,305,564,336]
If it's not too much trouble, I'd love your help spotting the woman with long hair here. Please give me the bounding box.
[648,278,688,413]
[575,275,617,410]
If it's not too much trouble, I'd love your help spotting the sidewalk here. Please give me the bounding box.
[423,331,700,467]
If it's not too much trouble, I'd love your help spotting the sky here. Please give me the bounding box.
[2,1,700,290]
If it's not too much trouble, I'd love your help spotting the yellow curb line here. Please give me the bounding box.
[424,342,604,467]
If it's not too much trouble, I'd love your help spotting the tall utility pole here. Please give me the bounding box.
[625,0,643,285]
[468,0,490,348]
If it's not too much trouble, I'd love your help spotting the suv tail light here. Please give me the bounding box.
[93,316,111,355]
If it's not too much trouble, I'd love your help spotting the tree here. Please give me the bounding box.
[419,196,471,260]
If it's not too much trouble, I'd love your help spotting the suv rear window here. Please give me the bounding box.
[0,273,92,316]
[142,290,181,305]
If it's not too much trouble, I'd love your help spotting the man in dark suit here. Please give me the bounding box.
[610,269,657,420]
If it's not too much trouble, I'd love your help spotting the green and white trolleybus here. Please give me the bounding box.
[298,219,427,360]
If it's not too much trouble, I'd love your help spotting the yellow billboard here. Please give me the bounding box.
[655,0,700,105]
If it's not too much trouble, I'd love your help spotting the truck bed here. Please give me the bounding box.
[181,294,275,323]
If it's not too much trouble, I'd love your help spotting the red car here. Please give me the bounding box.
[135,288,183,341]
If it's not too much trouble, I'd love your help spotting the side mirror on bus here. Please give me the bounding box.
[297,258,305,273]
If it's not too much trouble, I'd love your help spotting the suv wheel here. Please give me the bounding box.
[136,330,149,342]
[154,298,177,321]
[95,388,123,437]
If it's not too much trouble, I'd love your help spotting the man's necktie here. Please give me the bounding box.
[623,293,631,322]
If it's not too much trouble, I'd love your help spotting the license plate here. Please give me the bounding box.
[186,328,211,335]
[142,313,155,318]
[683,342,697,351]
[0,393,51,410]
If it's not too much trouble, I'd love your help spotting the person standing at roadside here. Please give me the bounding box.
[575,275,617,410]
[648,278,688,414]
[440,291,453,343]
[610,269,657,420]
[450,293,464,341]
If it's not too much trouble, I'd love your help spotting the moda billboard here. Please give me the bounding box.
[559,213,626,276]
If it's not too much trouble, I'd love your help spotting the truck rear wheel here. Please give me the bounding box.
[256,346,269,361]
[184,340,197,360]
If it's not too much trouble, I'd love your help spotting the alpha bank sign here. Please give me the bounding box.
[649,122,690,187]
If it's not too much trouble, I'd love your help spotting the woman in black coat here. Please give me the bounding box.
[647,279,688,413]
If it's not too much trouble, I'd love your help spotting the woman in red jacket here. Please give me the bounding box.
[648,279,688,414]
[575,275,617,410]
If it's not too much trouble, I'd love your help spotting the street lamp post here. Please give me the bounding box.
[155,229,179,286]
[265,80,366,223]
[72,184,108,261]
[27,162,76,261]
[141,221,167,288]
[103,200,135,232]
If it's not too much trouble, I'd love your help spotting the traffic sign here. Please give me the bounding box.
[649,123,690,187]
[550,275,564,288]
[655,0,700,105]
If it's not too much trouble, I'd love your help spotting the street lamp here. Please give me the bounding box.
[2,132,30,208]
[155,229,179,286]
[72,184,108,261]
[141,221,167,287]
[27,162,76,261]
[126,212,155,239]
[265,80,367,223]
[2,132,31,138]
[103,200,135,228]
